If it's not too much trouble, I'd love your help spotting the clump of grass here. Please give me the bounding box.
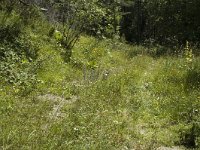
[148,56,200,148]
[185,58,200,91]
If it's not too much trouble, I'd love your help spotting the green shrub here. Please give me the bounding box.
[0,27,40,95]
[0,11,22,42]
[0,23,21,42]
[0,51,38,94]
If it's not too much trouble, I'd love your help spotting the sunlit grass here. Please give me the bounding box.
[1,33,200,149]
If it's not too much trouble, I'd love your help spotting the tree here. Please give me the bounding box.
[50,0,119,62]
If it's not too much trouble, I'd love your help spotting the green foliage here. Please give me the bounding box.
[0,36,40,94]
[0,51,39,94]
[0,1,200,149]
[0,11,41,94]
[0,10,22,42]
[120,0,200,45]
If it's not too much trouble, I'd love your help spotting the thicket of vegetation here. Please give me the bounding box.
[0,0,199,149]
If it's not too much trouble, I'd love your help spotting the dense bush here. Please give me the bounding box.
[0,36,40,94]
[0,9,41,94]
[0,51,39,94]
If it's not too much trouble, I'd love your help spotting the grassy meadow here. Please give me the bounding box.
[0,26,200,149]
